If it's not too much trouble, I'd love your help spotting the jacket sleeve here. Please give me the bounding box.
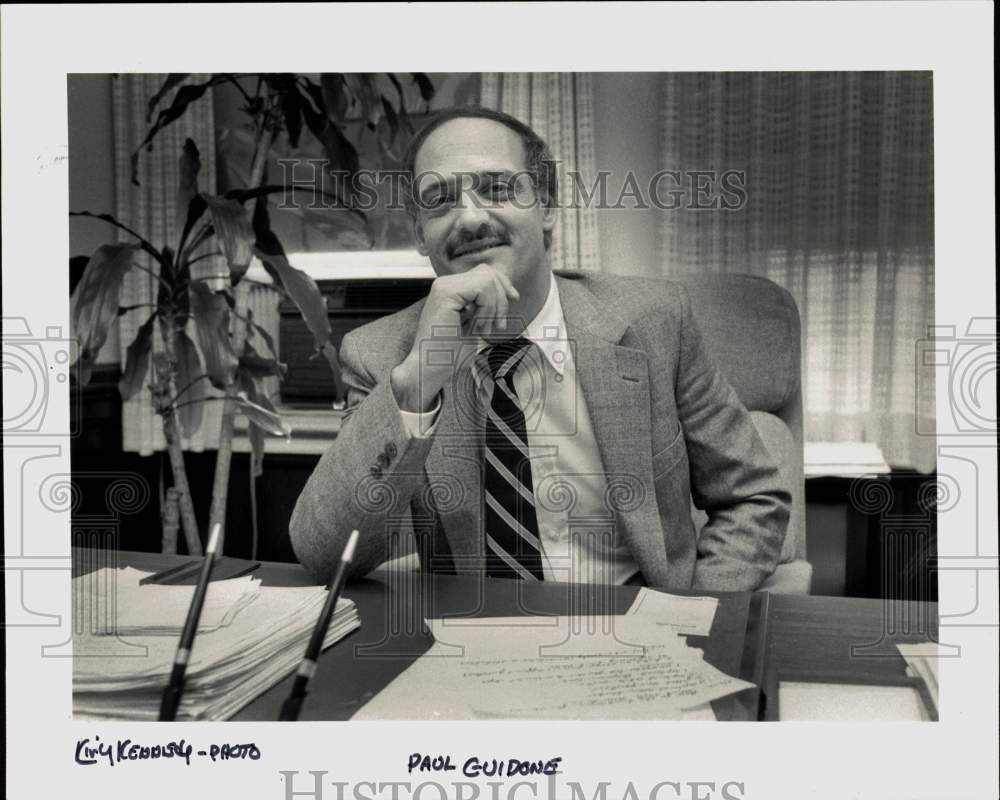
[672,288,791,591]
[288,332,434,582]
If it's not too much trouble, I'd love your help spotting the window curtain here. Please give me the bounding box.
[114,74,227,454]
[480,73,601,272]
[657,72,935,472]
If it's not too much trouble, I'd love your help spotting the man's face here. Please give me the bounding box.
[411,117,555,315]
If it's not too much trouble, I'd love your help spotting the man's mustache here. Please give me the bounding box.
[447,224,511,258]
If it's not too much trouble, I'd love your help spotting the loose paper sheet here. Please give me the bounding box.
[896,642,941,712]
[353,615,749,720]
[779,682,930,721]
[626,587,719,635]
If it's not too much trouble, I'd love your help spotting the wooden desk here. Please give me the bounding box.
[74,550,939,721]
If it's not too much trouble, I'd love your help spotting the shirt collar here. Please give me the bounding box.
[474,272,568,379]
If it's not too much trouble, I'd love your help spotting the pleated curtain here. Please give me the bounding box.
[114,74,283,455]
[480,73,601,272]
[657,72,935,471]
[114,74,225,454]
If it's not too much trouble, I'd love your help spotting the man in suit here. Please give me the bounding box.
[290,107,790,591]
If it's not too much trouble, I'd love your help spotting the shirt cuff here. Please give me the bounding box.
[399,396,442,439]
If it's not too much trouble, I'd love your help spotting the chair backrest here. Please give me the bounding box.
[674,274,806,563]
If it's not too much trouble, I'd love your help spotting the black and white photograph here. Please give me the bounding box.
[3,4,997,800]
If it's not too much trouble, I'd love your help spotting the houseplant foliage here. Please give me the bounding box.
[71,73,435,554]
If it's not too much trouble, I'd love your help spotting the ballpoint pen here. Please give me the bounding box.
[158,522,221,721]
[279,529,359,721]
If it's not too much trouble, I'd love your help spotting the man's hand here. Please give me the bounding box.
[391,264,520,413]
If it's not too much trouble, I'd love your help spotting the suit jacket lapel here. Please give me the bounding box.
[559,276,668,581]
[423,274,668,581]
[425,340,486,573]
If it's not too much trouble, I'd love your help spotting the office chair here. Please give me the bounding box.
[677,273,812,594]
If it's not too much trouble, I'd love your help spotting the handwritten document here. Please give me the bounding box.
[626,588,719,636]
[353,616,750,720]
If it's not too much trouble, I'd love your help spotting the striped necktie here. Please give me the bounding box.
[481,337,545,580]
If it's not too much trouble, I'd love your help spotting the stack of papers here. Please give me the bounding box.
[73,567,360,720]
[84,567,262,635]
[353,611,749,721]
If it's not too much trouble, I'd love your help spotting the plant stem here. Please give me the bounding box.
[161,487,181,554]
[208,116,279,552]
[161,406,203,556]
[156,319,203,556]
[207,284,251,552]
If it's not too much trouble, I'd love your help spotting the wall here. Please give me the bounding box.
[68,74,115,257]
[591,73,663,277]
[67,73,118,362]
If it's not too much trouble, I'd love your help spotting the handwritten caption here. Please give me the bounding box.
[408,753,563,779]
[75,736,260,767]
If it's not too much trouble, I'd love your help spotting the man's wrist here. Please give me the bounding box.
[391,354,440,413]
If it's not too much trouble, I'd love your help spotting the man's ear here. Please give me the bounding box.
[540,200,556,235]
[413,219,429,256]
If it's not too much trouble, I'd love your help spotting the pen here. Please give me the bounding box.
[158,522,221,721]
[279,529,359,721]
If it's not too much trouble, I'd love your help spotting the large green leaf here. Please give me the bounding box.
[252,200,329,344]
[247,418,267,479]
[237,369,281,477]
[177,139,201,243]
[246,309,278,358]
[380,96,400,143]
[298,92,359,176]
[173,329,205,437]
[118,313,156,401]
[189,282,238,389]
[177,196,209,266]
[317,74,348,121]
[253,245,332,353]
[411,73,435,103]
[132,78,223,185]
[385,73,415,135]
[239,340,287,379]
[280,84,304,148]
[70,211,163,264]
[203,195,255,280]
[235,389,291,438]
[146,74,192,120]
[252,201,342,398]
[346,74,380,129]
[70,243,139,384]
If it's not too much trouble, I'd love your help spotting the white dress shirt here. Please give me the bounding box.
[399,273,641,585]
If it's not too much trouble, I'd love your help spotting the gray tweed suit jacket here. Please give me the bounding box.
[289,270,790,591]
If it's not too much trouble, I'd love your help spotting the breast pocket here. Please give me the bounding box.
[651,426,687,480]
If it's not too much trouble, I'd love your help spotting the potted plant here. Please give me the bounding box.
[70,73,435,555]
